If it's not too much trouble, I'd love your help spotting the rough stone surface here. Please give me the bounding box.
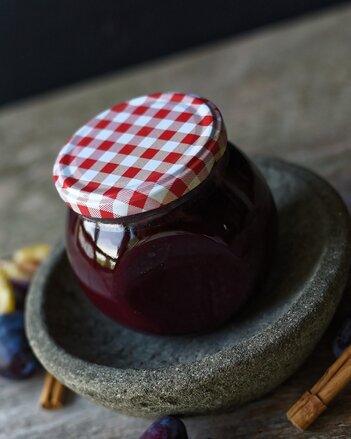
[26,158,351,417]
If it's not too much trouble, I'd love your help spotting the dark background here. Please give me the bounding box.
[1,0,349,107]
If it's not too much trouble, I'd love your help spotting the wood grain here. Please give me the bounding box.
[0,3,351,438]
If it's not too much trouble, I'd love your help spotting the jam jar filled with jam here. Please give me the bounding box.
[53,92,277,335]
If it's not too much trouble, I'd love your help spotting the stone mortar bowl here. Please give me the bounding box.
[26,158,351,418]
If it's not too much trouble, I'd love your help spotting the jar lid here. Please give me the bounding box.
[53,92,227,219]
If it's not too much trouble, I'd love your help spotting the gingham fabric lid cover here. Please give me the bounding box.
[53,92,227,219]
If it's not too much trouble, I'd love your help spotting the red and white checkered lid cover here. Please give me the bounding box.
[53,92,227,219]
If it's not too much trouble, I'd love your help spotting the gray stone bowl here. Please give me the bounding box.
[26,158,351,418]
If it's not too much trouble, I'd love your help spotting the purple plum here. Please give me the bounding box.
[139,416,189,439]
[333,316,351,358]
[0,311,38,379]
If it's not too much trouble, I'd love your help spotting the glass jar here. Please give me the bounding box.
[54,93,277,335]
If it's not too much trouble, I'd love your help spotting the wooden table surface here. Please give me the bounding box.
[1,4,351,438]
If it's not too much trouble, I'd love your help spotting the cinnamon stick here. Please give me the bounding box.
[40,372,66,409]
[287,345,351,431]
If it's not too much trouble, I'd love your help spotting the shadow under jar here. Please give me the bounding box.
[54,93,277,335]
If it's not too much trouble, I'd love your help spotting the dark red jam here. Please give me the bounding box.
[66,144,277,335]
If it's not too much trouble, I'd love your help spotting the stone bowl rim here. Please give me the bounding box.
[26,157,351,413]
